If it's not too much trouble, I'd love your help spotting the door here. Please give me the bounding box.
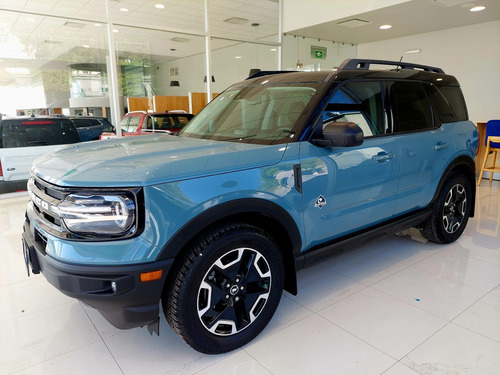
[300,81,398,249]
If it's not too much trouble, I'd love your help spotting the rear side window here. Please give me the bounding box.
[0,120,80,148]
[390,81,434,132]
[324,81,386,137]
[425,84,458,123]
[71,118,102,128]
[437,85,468,121]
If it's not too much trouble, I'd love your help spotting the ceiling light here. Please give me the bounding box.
[120,8,128,12]
[270,48,277,51]
[155,4,165,9]
[234,56,242,59]
[113,29,119,33]
[6,67,30,75]
[380,24,392,30]
[405,49,421,54]
[224,17,248,25]
[94,23,102,27]
[64,21,85,28]
[82,45,90,48]
[27,17,35,22]
[470,5,486,11]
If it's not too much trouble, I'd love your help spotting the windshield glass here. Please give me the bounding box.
[179,83,319,145]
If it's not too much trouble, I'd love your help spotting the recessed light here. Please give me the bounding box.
[120,8,128,12]
[235,56,242,59]
[113,29,119,33]
[380,24,392,30]
[82,45,90,48]
[94,23,102,27]
[470,5,486,12]
[405,49,421,54]
[27,17,35,22]
[155,4,165,9]
[270,48,277,52]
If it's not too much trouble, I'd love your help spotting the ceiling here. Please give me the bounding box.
[287,0,500,44]
[0,0,499,88]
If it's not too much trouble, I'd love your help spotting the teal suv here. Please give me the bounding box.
[22,59,478,353]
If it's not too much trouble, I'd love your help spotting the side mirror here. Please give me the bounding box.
[312,122,364,147]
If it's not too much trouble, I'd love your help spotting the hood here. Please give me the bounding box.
[32,135,287,187]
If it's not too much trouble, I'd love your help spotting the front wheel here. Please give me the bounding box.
[419,174,472,244]
[163,223,284,354]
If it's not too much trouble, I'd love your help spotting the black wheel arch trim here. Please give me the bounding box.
[431,155,476,218]
[156,198,302,295]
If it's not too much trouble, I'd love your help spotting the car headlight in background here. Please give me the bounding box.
[53,193,136,237]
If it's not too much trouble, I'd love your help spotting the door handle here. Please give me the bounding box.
[372,152,395,163]
[433,142,448,151]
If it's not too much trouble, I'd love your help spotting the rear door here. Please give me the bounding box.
[388,81,455,215]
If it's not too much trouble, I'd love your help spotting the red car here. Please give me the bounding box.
[101,111,194,139]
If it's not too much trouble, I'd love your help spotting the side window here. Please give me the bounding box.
[324,81,386,137]
[127,115,141,132]
[425,84,458,124]
[120,117,130,132]
[437,85,468,121]
[390,81,434,132]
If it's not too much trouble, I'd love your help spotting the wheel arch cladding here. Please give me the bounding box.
[433,155,476,217]
[156,198,301,295]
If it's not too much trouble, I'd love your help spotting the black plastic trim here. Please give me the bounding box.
[22,218,173,330]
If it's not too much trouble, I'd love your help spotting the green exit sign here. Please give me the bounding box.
[311,46,327,59]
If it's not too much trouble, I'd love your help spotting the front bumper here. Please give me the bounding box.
[22,214,174,331]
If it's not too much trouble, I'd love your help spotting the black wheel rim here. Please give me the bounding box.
[442,183,467,234]
[197,247,271,336]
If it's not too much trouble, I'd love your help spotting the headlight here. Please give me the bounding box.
[53,193,136,237]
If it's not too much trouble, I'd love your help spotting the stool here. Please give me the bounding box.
[477,135,500,186]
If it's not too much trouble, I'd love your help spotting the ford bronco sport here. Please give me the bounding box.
[22,59,478,354]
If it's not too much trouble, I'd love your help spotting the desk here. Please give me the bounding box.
[476,121,500,180]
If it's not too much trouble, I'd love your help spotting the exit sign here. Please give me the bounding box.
[311,46,327,59]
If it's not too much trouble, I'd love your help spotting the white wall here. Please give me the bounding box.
[283,0,410,32]
[357,21,500,122]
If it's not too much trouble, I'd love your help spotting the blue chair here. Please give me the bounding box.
[478,119,500,185]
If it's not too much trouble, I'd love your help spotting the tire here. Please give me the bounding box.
[163,222,284,354]
[419,174,472,244]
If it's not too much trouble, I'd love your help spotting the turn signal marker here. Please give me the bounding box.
[140,270,163,282]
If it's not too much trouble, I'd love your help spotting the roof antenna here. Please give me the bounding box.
[396,56,403,71]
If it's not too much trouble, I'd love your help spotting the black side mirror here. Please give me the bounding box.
[312,122,364,147]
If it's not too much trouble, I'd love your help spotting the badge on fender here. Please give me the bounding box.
[315,195,326,209]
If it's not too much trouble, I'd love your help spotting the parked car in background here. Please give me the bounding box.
[0,116,80,193]
[65,116,113,141]
[100,111,194,139]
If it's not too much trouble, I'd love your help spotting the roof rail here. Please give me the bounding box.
[246,71,296,80]
[338,59,444,73]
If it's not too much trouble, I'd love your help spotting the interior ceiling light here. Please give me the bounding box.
[380,24,392,30]
[224,17,248,25]
[64,21,85,28]
[337,18,371,28]
[120,8,128,12]
[155,4,165,9]
[470,5,486,11]
[405,49,421,54]
[82,44,90,48]
[94,23,102,27]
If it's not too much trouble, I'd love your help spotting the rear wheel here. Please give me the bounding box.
[419,174,472,243]
[163,223,284,354]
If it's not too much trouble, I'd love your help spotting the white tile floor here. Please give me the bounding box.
[1,181,499,375]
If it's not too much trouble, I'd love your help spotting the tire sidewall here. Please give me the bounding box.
[434,174,471,243]
[170,225,284,353]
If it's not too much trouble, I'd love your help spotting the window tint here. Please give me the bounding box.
[71,118,101,128]
[437,85,468,121]
[425,84,458,124]
[324,81,386,137]
[390,81,434,132]
[1,120,80,148]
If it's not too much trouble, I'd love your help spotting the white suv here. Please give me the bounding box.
[0,116,80,193]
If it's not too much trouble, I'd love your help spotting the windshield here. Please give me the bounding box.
[179,83,319,145]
